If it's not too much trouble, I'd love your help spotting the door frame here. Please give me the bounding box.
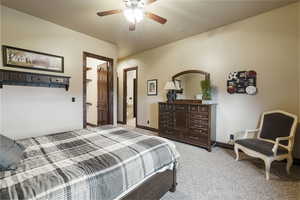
[83,52,114,128]
[123,67,138,126]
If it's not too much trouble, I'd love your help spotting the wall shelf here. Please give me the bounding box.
[0,69,71,91]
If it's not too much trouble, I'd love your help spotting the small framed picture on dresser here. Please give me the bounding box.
[147,79,158,96]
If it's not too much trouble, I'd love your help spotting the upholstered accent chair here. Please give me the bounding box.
[234,110,298,180]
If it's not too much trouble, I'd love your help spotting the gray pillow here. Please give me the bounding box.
[0,134,25,171]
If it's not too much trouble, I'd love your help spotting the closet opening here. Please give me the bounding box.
[83,52,114,128]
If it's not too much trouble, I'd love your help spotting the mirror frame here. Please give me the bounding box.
[172,69,210,81]
[171,70,210,102]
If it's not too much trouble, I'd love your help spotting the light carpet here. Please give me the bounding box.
[161,141,300,200]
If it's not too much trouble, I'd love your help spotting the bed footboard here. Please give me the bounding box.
[121,165,177,200]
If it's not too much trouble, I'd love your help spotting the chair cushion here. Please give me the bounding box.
[0,134,25,171]
[235,139,288,157]
[260,113,294,145]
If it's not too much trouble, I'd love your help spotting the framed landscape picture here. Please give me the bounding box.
[147,79,158,96]
[2,45,64,73]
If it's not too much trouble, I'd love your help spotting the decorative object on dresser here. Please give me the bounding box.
[147,79,158,96]
[159,69,216,152]
[227,70,257,94]
[0,70,71,91]
[201,79,212,100]
[164,81,178,103]
[2,45,64,73]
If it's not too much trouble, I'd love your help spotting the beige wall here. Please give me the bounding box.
[118,3,300,157]
[0,6,118,139]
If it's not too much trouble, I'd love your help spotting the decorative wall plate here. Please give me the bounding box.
[227,70,257,95]
[246,86,257,95]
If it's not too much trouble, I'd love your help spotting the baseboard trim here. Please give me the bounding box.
[117,121,126,124]
[214,142,300,166]
[136,125,159,132]
[87,123,98,127]
[214,141,234,150]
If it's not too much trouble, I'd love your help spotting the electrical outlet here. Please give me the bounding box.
[228,134,235,145]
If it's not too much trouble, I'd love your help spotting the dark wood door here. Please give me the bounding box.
[133,78,137,118]
[98,63,109,125]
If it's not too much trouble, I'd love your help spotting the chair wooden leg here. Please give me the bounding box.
[234,145,240,161]
[286,155,293,175]
[264,159,272,180]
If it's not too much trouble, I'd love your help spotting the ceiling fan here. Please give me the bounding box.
[97,0,167,31]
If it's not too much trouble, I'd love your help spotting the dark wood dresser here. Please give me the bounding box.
[159,101,216,152]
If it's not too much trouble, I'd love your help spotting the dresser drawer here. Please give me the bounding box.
[190,118,209,127]
[189,105,209,112]
[175,104,187,111]
[190,128,208,135]
[190,113,209,120]
[186,131,209,145]
[159,103,174,111]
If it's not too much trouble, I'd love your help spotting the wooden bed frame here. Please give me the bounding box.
[121,164,177,200]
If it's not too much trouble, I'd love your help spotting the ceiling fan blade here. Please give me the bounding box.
[97,9,123,17]
[145,12,167,24]
[146,0,158,5]
[129,23,136,31]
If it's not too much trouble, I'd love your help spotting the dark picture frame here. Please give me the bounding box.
[2,45,64,73]
[147,79,158,96]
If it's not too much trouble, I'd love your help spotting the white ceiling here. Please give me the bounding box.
[1,0,297,58]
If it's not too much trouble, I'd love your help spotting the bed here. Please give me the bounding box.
[0,126,179,200]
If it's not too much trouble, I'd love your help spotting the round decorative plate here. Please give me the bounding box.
[246,86,257,95]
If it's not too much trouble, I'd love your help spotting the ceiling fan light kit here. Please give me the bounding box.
[124,8,144,24]
[97,0,167,31]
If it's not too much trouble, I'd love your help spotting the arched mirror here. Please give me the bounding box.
[172,70,210,100]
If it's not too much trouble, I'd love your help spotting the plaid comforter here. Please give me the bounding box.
[0,127,179,200]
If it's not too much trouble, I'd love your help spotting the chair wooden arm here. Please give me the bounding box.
[272,136,293,156]
[244,129,260,139]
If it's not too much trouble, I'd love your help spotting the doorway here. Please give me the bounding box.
[123,67,138,127]
[83,52,114,128]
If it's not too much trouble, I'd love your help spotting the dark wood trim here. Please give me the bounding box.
[87,123,98,127]
[136,124,159,132]
[2,45,64,73]
[214,141,234,150]
[172,69,210,81]
[0,69,70,90]
[123,66,138,126]
[83,52,114,128]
